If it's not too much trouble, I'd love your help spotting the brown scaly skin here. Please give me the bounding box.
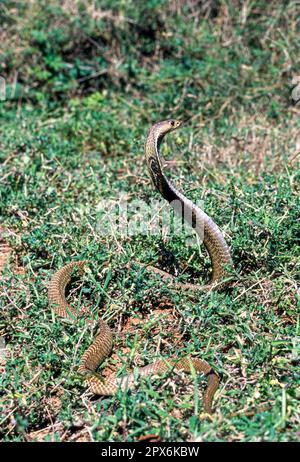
[47,120,233,414]
[48,262,218,413]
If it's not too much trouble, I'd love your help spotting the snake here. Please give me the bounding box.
[47,120,232,414]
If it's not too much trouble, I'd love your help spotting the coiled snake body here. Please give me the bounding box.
[48,120,232,414]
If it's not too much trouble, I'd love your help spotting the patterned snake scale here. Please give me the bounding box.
[48,120,232,414]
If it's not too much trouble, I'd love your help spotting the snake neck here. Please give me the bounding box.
[145,127,232,283]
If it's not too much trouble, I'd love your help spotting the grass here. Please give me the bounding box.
[0,0,299,442]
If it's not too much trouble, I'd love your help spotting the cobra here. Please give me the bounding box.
[48,120,232,414]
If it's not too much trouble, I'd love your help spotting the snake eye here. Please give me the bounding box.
[170,120,175,126]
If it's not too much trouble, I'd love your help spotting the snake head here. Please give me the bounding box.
[163,119,181,132]
[151,119,181,139]
[168,119,181,129]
